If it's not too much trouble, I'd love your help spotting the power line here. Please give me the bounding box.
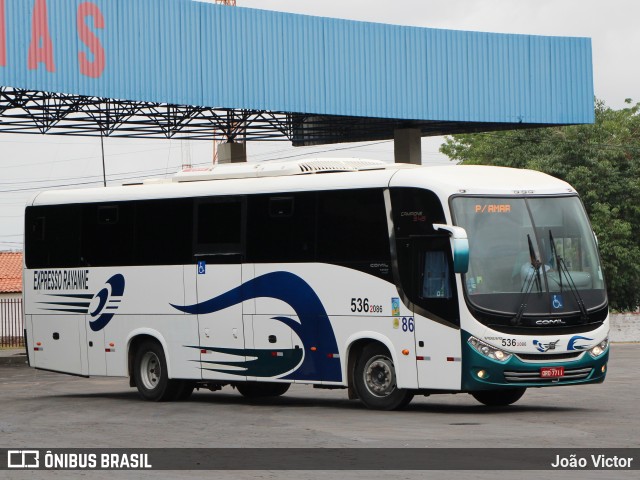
[0,141,394,193]
[0,164,182,186]
[0,145,180,170]
[0,166,185,193]
[254,140,392,162]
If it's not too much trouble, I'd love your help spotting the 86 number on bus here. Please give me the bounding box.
[402,317,414,332]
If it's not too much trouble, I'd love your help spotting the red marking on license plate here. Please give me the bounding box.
[541,367,564,378]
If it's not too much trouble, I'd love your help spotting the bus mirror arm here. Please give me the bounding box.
[433,224,469,274]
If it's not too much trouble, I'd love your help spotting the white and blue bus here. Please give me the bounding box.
[23,158,609,410]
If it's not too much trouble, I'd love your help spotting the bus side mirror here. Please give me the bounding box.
[433,224,469,274]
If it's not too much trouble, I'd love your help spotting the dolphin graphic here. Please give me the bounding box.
[533,339,560,353]
[171,271,341,382]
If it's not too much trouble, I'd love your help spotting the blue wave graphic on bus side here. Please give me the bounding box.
[89,274,126,332]
[171,271,341,382]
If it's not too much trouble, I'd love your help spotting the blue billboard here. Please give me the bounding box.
[0,0,594,124]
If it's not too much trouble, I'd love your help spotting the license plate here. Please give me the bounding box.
[540,367,565,378]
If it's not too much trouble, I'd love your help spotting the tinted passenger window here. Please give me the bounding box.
[81,204,135,266]
[25,205,83,268]
[247,193,315,263]
[391,187,445,237]
[195,198,244,261]
[135,199,193,265]
[25,199,194,268]
[317,189,391,280]
[390,187,459,324]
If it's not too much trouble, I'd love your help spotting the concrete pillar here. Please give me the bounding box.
[394,128,422,165]
[218,142,247,163]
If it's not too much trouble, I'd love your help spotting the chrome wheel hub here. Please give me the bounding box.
[140,352,161,390]
[364,355,396,397]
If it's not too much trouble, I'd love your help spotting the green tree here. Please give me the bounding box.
[441,99,640,311]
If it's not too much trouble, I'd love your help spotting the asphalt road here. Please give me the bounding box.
[0,344,638,480]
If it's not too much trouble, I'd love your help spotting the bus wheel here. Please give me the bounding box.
[133,340,178,401]
[173,381,195,401]
[471,388,526,407]
[354,344,413,410]
[236,382,290,398]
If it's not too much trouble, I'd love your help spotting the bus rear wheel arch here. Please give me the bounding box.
[352,342,413,410]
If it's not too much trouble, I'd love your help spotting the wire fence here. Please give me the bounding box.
[0,298,24,348]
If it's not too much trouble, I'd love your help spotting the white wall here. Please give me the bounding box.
[0,293,21,300]
[610,313,640,343]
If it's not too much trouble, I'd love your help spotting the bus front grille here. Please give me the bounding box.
[503,367,592,383]
[514,351,584,362]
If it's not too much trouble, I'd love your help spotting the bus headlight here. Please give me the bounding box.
[588,338,609,358]
[468,336,512,363]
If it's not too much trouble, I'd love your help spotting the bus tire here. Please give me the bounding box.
[471,388,526,407]
[133,340,179,401]
[354,344,413,410]
[236,382,290,398]
[173,381,195,401]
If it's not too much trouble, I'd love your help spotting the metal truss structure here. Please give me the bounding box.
[0,87,539,146]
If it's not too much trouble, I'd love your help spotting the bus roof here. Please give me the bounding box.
[390,165,575,199]
[29,160,575,207]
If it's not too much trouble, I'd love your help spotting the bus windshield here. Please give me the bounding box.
[451,196,606,318]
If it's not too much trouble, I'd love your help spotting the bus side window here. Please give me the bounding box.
[194,198,244,262]
[82,203,135,267]
[246,193,315,263]
[135,199,193,266]
[390,187,459,325]
[316,189,391,280]
[25,205,83,269]
[97,206,118,224]
[32,216,45,241]
[269,197,294,218]
[421,250,452,299]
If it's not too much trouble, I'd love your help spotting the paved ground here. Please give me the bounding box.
[0,344,638,480]
[0,348,26,366]
[610,313,640,342]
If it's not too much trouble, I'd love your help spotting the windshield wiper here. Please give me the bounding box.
[549,230,589,322]
[527,234,543,294]
[512,234,543,325]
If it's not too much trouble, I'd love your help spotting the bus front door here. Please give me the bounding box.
[195,262,247,382]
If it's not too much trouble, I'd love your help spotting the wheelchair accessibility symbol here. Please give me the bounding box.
[552,294,564,309]
[198,261,206,275]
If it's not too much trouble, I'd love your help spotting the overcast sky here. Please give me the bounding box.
[1,0,638,250]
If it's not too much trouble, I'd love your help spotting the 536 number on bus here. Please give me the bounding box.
[350,298,383,313]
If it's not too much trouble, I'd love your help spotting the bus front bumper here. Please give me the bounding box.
[461,335,608,391]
